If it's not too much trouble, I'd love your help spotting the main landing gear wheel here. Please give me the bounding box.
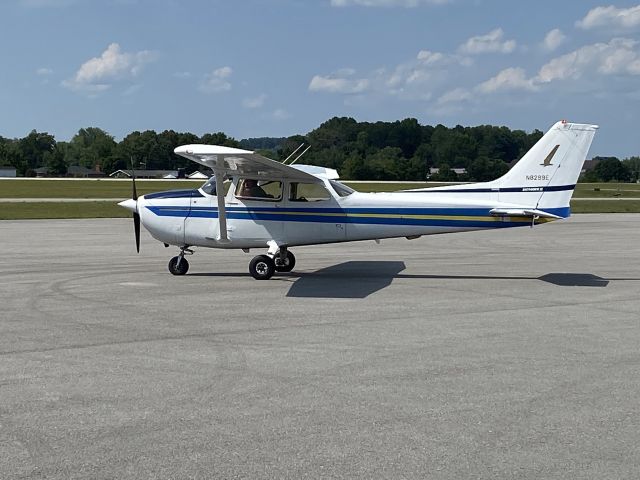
[249,255,275,280]
[168,256,189,275]
[275,250,296,273]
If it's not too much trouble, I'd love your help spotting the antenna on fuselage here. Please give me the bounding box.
[282,143,305,165]
[288,145,311,165]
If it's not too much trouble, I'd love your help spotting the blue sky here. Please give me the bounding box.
[1,0,639,157]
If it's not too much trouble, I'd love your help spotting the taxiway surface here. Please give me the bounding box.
[1,215,639,479]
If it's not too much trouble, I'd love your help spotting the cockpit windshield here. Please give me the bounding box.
[329,180,355,197]
[201,177,216,195]
[201,176,231,196]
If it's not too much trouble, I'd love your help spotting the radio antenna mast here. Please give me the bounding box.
[282,143,305,165]
[289,145,311,165]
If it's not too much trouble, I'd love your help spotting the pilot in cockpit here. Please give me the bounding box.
[240,179,271,198]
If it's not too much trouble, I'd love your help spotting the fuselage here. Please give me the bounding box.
[133,176,558,250]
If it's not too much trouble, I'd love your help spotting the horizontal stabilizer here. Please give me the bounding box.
[489,208,562,220]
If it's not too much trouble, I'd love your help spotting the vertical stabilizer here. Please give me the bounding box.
[496,120,598,214]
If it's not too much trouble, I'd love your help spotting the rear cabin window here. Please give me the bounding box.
[289,182,332,202]
[235,179,282,201]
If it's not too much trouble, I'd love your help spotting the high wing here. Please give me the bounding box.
[174,144,337,182]
[173,144,337,243]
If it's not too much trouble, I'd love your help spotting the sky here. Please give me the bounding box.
[1,0,640,158]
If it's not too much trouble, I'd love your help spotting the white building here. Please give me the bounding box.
[0,167,17,177]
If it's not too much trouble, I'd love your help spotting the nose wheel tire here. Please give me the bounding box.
[249,255,275,280]
[275,250,296,273]
[168,256,189,275]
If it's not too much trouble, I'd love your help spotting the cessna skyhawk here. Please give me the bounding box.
[118,120,598,279]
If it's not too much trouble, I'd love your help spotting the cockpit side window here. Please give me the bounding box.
[289,182,332,202]
[235,178,283,201]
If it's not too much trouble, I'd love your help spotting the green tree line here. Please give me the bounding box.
[1,118,637,182]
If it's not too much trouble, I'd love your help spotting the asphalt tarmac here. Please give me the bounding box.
[1,215,639,479]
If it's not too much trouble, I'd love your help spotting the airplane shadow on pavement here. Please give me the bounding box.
[191,265,637,298]
[285,263,637,298]
[286,261,406,299]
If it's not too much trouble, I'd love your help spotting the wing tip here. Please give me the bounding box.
[174,144,254,156]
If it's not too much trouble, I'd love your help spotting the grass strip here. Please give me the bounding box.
[0,202,129,219]
[2,179,639,198]
[0,180,203,198]
[2,199,640,220]
[569,200,640,214]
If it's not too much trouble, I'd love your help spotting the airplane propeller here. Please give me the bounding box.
[131,166,141,253]
[117,160,143,252]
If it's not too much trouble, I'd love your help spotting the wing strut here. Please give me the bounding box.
[213,162,229,242]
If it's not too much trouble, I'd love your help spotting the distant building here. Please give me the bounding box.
[429,167,467,176]
[110,169,179,179]
[0,166,16,177]
[67,165,106,178]
[34,167,50,177]
[187,171,210,179]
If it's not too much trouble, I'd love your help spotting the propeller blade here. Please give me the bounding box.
[131,166,138,200]
[134,211,141,253]
[130,159,140,253]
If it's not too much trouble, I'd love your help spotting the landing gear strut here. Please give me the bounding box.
[168,246,193,276]
[248,245,296,280]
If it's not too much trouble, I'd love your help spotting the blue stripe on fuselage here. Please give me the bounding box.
[406,184,576,193]
[144,189,203,199]
[145,205,570,227]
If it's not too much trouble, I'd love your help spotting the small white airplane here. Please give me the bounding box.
[118,120,598,279]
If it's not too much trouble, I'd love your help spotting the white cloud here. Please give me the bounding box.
[272,108,292,120]
[199,66,233,94]
[437,87,471,105]
[536,38,640,83]
[309,75,370,94]
[417,49,472,67]
[576,5,640,30]
[385,50,469,94]
[242,94,267,109]
[330,0,449,7]
[63,43,156,94]
[458,37,640,100]
[36,67,53,76]
[310,49,470,102]
[458,28,516,55]
[416,50,445,64]
[476,67,537,93]
[542,28,565,52]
